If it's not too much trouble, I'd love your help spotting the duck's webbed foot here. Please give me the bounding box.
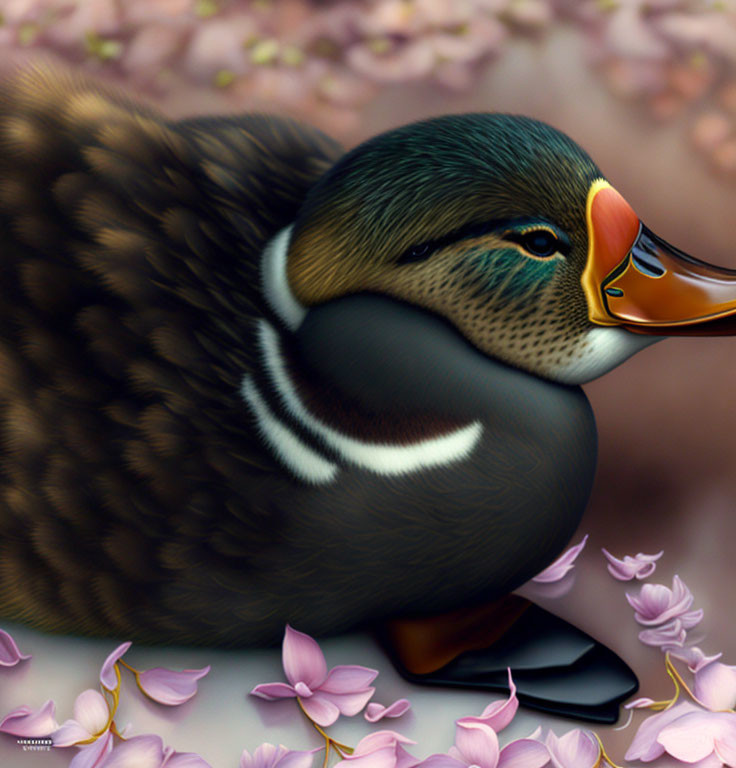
[377,595,638,724]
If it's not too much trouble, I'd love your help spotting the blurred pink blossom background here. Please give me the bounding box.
[2,0,736,173]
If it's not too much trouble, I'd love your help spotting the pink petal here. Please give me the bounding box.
[321,665,378,693]
[353,732,416,756]
[165,752,213,768]
[99,642,132,691]
[70,730,113,768]
[0,628,31,665]
[458,669,518,732]
[695,662,736,711]
[52,719,93,747]
[72,690,110,736]
[137,665,210,705]
[455,722,500,768]
[681,609,705,630]
[243,744,280,768]
[275,750,318,768]
[545,729,598,768]
[100,734,164,768]
[340,747,402,768]
[601,549,663,581]
[317,688,375,717]
[625,700,701,762]
[601,549,639,581]
[667,647,722,674]
[365,699,411,722]
[0,700,58,737]
[282,626,327,689]
[605,5,669,59]
[498,739,549,768]
[639,619,687,648]
[532,535,588,583]
[658,711,736,763]
[395,746,420,768]
[625,697,657,709]
[418,757,465,768]
[515,573,576,600]
[250,682,297,700]
[626,575,694,625]
[715,731,736,767]
[299,694,341,727]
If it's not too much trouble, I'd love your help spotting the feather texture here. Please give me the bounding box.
[0,66,342,644]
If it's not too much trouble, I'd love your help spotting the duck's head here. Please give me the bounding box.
[278,114,736,384]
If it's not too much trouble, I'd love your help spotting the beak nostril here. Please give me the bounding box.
[605,287,624,297]
[631,252,666,278]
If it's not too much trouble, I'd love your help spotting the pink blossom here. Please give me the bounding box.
[428,17,505,65]
[601,548,663,581]
[653,709,736,765]
[337,730,419,768]
[604,5,669,60]
[100,734,211,768]
[49,686,136,767]
[532,535,588,583]
[626,575,696,625]
[52,689,112,747]
[657,12,736,62]
[694,661,736,711]
[543,728,600,768]
[184,17,256,80]
[666,646,723,674]
[346,39,436,83]
[71,732,115,768]
[250,625,377,727]
[504,0,553,28]
[0,628,32,665]
[716,731,736,766]
[0,700,58,737]
[638,619,687,648]
[123,23,190,79]
[625,700,703,761]
[692,112,733,154]
[122,0,192,26]
[136,665,210,706]
[240,743,317,768]
[456,669,517,732]
[365,699,411,722]
[421,721,548,768]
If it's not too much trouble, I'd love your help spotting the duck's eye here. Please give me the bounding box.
[397,242,433,265]
[516,230,560,258]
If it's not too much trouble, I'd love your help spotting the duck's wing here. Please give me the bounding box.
[0,66,342,641]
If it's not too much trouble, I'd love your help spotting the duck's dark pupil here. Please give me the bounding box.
[524,231,557,257]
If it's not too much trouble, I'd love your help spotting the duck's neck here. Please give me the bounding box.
[293,292,592,430]
[242,227,505,484]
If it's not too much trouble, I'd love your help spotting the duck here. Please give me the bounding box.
[2,66,736,723]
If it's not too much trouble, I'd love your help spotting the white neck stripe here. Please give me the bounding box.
[240,375,338,484]
[255,319,483,476]
[261,225,307,330]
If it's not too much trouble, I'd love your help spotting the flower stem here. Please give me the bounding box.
[593,732,622,768]
[118,658,139,675]
[296,697,354,760]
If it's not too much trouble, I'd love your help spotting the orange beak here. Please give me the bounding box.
[582,180,736,336]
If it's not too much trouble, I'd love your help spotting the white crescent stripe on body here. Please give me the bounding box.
[254,319,484,476]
